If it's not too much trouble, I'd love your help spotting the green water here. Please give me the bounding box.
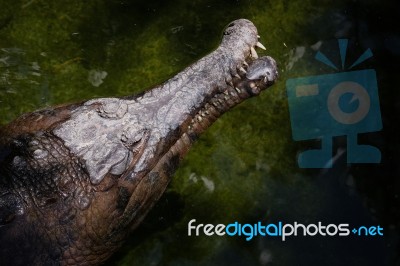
[1,0,398,265]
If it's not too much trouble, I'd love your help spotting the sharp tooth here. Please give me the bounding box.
[234,74,241,79]
[243,61,249,67]
[256,42,266,50]
[257,35,260,38]
[235,87,241,93]
[239,67,247,73]
[250,47,258,59]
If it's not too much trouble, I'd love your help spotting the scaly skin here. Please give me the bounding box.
[0,19,278,265]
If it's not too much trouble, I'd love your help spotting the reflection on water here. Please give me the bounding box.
[0,0,399,265]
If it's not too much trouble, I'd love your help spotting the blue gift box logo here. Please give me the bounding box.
[286,39,382,168]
